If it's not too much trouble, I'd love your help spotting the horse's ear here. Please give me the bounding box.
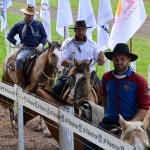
[141,115,150,131]
[57,38,61,44]
[74,59,78,66]
[119,114,127,128]
[47,40,52,47]
[89,59,92,66]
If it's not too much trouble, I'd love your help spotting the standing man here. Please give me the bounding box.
[7,4,47,87]
[52,20,105,97]
[84,43,150,149]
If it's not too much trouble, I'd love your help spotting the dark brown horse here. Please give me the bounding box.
[1,39,63,109]
[61,59,102,105]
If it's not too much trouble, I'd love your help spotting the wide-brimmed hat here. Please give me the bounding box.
[69,20,92,29]
[20,4,39,15]
[105,43,138,62]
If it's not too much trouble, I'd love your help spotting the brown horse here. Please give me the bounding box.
[61,59,102,105]
[1,39,63,109]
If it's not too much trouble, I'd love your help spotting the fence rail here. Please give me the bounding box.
[0,81,134,150]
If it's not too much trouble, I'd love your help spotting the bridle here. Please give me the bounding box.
[69,66,97,104]
[37,42,61,81]
[73,71,91,104]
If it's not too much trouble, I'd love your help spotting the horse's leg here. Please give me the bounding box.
[37,115,51,137]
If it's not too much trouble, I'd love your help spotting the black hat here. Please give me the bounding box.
[105,43,138,62]
[69,20,92,29]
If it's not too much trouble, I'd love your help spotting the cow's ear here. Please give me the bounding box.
[119,114,127,128]
[142,115,150,131]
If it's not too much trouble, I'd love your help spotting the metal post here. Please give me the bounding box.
[59,106,74,150]
[17,87,24,150]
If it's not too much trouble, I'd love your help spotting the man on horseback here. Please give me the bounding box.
[52,20,105,97]
[84,43,150,149]
[7,4,47,88]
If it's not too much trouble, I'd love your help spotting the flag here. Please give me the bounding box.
[0,0,12,31]
[97,24,110,52]
[97,0,113,72]
[77,0,96,40]
[56,0,73,38]
[97,0,113,51]
[109,0,146,50]
[27,0,37,19]
[40,0,51,41]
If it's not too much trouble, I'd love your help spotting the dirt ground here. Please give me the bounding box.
[1,6,149,150]
[0,105,59,150]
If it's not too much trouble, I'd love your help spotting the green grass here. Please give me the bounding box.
[0,0,150,81]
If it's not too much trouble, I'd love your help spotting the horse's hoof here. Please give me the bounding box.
[37,127,42,131]
[12,120,18,129]
[43,132,51,138]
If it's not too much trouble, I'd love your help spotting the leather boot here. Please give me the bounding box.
[16,70,23,88]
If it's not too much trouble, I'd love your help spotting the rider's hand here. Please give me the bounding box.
[98,52,105,66]
[18,43,24,50]
[36,44,43,52]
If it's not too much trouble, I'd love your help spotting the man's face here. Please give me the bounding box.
[112,53,131,75]
[24,13,34,23]
[74,28,87,41]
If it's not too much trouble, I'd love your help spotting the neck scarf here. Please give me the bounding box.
[22,19,34,39]
[114,74,126,79]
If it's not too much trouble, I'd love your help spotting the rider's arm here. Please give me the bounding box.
[60,39,72,66]
[131,109,148,121]
[7,25,18,46]
[92,41,105,66]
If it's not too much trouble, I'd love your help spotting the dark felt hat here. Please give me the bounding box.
[69,20,92,29]
[105,43,138,62]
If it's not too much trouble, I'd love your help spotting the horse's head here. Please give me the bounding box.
[47,39,64,74]
[119,114,150,149]
[67,59,92,105]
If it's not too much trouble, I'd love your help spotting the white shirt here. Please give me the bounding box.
[60,37,99,72]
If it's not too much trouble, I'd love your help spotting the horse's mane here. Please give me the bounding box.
[38,87,73,106]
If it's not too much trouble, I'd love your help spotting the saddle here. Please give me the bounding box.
[6,50,38,76]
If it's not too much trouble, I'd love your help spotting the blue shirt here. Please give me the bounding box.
[102,67,150,122]
[7,20,47,47]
